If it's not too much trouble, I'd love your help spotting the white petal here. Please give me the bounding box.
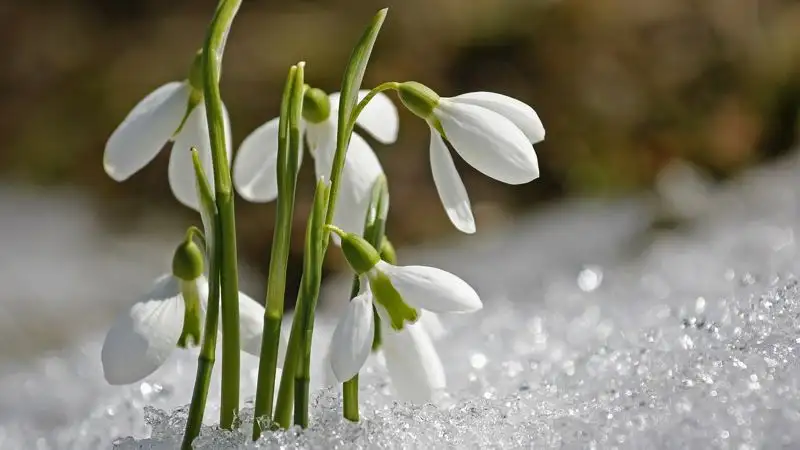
[170,103,234,211]
[429,130,475,234]
[104,81,191,181]
[381,321,445,403]
[332,132,385,240]
[238,291,287,365]
[418,311,446,341]
[436,101,539,185]
[376,261,482,313]
[451,92,545,144]
[329,293,375,383]
[329,90,399,144]
[101,274,185,385]
[233,117,280,202]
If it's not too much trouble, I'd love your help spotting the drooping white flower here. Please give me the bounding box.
[233,89,398,238]
[399,83,544,234]
[327,264,480,384]
[322,306,446,404]
[103,79,232,211]
[101,273,282,385]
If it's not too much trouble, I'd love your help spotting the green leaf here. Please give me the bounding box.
[276,65,296,190]
[336,8,388,150]
[191,147,218,258]
[363,174,389,246]
[304,178,330,288]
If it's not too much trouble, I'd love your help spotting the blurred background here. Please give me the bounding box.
[2,0,800,359]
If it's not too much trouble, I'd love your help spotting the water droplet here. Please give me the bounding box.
[695,297,706,314]
[577,266,603,292]
[470,353,488,370]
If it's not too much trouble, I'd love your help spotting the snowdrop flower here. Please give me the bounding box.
[326,227,481,385]
[397,82,544,234]
[101,238,282,385]
[321,310,447,404]
[233,87,398,238]
[103,51,232,211]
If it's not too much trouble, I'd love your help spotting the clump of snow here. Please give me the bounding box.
[5,155,800,448]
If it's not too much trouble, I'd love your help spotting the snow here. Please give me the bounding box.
[4,155,800,448]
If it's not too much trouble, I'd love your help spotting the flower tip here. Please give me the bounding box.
[103,160,128,182]
[456,220,477,234]
[460,287,483,312]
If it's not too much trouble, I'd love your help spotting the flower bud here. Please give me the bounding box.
[172,239,204,281]
[329,226,381,274]
[398,81,439,120]
[379,239,397,265]
[302,87,331,124]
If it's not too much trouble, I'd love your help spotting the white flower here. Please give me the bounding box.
[100,273,282,385]
[103,81,232,211]
[328,263,480,385]
[400,85,544,234]
[233,90,398,238]
[321,310,447,399]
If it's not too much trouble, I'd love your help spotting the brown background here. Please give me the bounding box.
[2,0,799,300]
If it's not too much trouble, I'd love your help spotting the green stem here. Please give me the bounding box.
[342,375,360,421]
[202,0,242,429]
[252,63,304,440]
[273,298,303,428]
[348,82,399,132]
[181,220,221,449]
[274,181,327,429]
[341,276,361,422]
[294,180,329,428]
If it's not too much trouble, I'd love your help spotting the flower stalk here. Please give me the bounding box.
[343,175,389,422]
[251,62,305,439]
[201,0,242,429]
[182,150,220,449]
[293,178,329,428]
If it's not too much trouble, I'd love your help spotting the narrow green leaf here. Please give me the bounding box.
[336,8,388,150]
[252,63,299,440]
[303,178,330,296]
[363,175,389,245]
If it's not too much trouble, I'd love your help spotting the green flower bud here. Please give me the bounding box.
[379,239,397,265]
[172,239,204,281]
[177,279,203,348]
[302,87,331,124]
[369,271,418,330]
[328,226,380,274]
[398,81,439,120]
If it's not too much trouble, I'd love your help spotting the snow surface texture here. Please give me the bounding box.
[5,155,800,449]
